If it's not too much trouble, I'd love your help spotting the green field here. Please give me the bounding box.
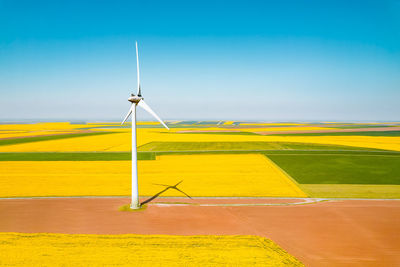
[0,152,155,161]
[267,153,400,185]
[0,131,116,146]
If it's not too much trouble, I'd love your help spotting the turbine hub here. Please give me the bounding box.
[128,94,143,104]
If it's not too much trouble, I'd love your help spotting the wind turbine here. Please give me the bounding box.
[121,42,169,209]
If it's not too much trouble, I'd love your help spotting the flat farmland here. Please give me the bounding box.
[1,121,400,266]
[138,141,383,152]
[0,154,306,197]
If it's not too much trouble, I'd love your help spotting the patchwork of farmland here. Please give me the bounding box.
[0,121,400,198]
[1,121,400,266]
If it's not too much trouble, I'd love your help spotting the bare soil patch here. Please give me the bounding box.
[0,198,399,267]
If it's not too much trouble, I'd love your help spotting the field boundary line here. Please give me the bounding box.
[262,155,309,197]
[0,196,399,200]
[149,149,399,153]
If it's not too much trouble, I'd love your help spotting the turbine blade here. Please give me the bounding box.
[121,104,133,125]
[137,100,169,130]
[136,41,141,96]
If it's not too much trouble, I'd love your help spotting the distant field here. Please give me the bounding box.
[138,141,384,152]
[0,132,132,152]
[329,125,395,129]
[270,131,400,137]
[267,154,400,184]
[176,131,261,135]
[0,131,116,146]
[0,152,155,161]
[1,149,397,161]
[0,233,304,266]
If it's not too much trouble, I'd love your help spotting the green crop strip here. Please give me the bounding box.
[0,152,155,161]
[267,154,400,185]
[138,141,387,152]
[0,131,117,146]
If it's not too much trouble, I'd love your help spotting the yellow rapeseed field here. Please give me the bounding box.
[0,233,304,266]
[177,126,337,132]
[0,154,306,197]
[140,154,307,197]
[2,123,399,152]
[0,122,86,131]
[137,121,163,125]
[234,126,337,132]
[239,123,306,126]
[0,130,76,139]
[262,135,400,152]
[0,132,132,152]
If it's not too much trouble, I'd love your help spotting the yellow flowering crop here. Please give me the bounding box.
[238,123,306,126]
[0,130,76,139]
[139,154,307,197]
[1,123,399,153]
[0,132,131,152]
[3,127,400,152]
[234,126,338,132]
[0,122,86,131]
[137,121,164,125]
[0,154,306,197]
[261,135,400,152]
[0,233,304,267]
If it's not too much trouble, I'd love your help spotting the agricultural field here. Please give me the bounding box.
[1,121,400,266]
[0,154,306,197]
[0,121,400,198]
[0,233,303,266]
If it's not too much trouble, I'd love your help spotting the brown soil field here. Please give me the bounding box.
[0,197,399,267]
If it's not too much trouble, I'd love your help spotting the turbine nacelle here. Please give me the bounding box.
[128,94,143,104]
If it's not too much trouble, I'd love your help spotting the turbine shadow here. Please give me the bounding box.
[140,180,192,206]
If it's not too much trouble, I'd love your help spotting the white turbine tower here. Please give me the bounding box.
[121,42,169,209]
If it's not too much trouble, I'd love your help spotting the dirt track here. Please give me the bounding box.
[0,197,399,267]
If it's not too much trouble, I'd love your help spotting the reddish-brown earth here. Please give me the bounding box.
[0,197,399,267]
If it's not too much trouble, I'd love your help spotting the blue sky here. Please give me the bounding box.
[1,0,399,121]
